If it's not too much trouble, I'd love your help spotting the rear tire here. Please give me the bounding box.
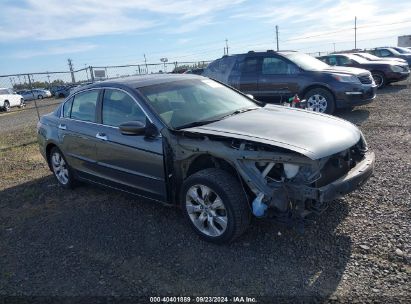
[19,98,25,108]
[304,88,335,114]
[3,101,10,112]
[49,147,75,189]
[38,95,44,99]
[181,169,251,244]
[372,72,385,88]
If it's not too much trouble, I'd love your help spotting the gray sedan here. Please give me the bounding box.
[37,74,375,243]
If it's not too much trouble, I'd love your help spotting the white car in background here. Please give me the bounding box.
[0,88,25,112]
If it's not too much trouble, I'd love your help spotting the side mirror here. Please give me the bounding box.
[246,94,254,99]
[119,120,146,136]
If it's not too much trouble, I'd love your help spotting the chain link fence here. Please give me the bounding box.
[0,61,211,150]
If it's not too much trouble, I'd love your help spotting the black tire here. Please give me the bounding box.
[304,88,335,114]
[372,72,385,88]
[181,168,251,244]
[3,101,10,112]
[19,98,25,108]
[49,147,76,189]
[38,95,44,99]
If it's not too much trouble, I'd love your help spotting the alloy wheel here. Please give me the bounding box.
[51,151,69,185]
[185,184,228,237]
[307,94,328,113]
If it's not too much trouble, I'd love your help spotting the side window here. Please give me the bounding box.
[0,89,8,94]
[337,56,352,65]
[102,89,146,127]
[380,49,391,57]
[63,97,73,118]
[262,57,297,74]
[70,90,99,122]
[242,57,259,75]
[326,56,338,66]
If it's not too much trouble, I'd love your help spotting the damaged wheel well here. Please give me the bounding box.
[185,154,253,199]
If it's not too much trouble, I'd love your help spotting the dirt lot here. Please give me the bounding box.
[0,84,410,302]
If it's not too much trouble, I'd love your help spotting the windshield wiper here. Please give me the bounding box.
[175,119,222,130]
[220,107,259,119]
[175,107,259,130]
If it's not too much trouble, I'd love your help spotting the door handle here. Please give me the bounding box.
[58,124,66,130]
[96,132,108,141]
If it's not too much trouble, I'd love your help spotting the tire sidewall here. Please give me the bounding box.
[4,101,10,112]
[181,175,238,243]
[372,72,385,88]
[49,147,74,189]
[305,88,335,114]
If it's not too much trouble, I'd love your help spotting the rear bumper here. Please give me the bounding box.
[318,151,375,202]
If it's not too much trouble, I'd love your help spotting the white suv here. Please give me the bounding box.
[0,88,25,112]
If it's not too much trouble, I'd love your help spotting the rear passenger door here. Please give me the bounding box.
[58,89,101,175]
[94,88,166,202]
[239,56,261,97]
[257,56,300,103]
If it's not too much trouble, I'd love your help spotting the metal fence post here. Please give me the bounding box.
[89,66,95,82]
[27,74,40,120]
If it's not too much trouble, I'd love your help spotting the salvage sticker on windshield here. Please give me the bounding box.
[201,79,224,88]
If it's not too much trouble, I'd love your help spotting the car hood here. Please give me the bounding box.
[183,106,361,160]
[321,66,370,76]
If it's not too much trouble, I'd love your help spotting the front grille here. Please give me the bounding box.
[359,74,373,84]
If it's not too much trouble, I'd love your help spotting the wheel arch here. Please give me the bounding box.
[301,84,336,101]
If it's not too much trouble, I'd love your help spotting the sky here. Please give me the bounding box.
[0,0,410,76]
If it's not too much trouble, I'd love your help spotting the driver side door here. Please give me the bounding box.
[93,88,167,202]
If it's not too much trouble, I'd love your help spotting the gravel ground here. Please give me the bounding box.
[0,81,410,303]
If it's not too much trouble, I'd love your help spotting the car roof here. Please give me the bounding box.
[83,73,204,90]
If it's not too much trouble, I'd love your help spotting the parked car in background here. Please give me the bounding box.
[54,85,77,98]
[367,47,411,66]
[318,54,410,88]
[37,74,375,243]
[353,52,407,64]
[391,47,411,55]
[183,68,205,75]
[17,89,52,100]
[203,50,376,114]
[0,88,24,111]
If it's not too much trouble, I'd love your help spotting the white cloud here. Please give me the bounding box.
[13,43,98,59]
[0,0,245,41]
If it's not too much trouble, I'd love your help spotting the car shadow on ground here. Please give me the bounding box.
[336,108,370,126]
[0,176,351,300]
[377,83,409,95]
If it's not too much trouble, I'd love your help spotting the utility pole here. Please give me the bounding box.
[144,54,148,74]
[47,74,51,89]
[225,39,229,55]
[354,16,357,50]
[275,25,279,51]
[67,58,75,83]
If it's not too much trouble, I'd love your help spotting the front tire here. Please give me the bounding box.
[49,147,75,189]
[181,169,251,244]
[305,88,335,114]
[372,72,385,88]
[38,95,44,99]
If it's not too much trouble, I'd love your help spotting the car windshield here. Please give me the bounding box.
[394,47,411,54]
[138,78,259,129]
[282,52,330,71]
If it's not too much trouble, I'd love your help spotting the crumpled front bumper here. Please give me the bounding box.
[318,151,375,202]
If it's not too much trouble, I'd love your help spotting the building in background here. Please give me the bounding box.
[398,35,411,47]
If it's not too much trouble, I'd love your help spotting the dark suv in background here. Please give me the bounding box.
[203,50,377,114]
[318,53,410,88]
[367,47,411,66]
